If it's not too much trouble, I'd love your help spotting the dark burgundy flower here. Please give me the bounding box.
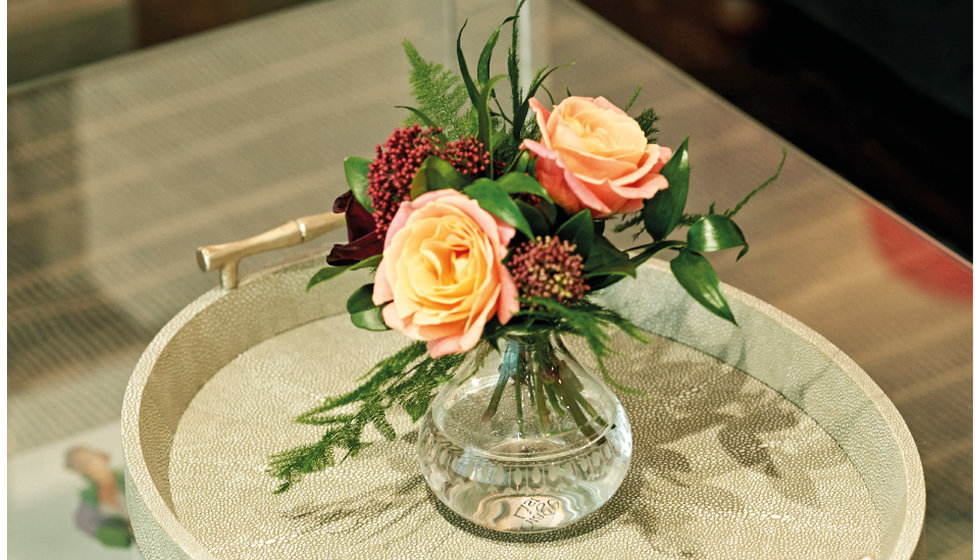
[325,191,383,265]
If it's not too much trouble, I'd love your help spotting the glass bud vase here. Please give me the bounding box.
[417,332,633,533]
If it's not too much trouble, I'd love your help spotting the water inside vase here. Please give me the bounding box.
[418,370,632,533]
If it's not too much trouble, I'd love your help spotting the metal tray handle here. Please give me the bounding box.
[197,212,345,289]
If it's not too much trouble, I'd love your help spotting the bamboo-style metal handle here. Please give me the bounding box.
[197,212,345,289]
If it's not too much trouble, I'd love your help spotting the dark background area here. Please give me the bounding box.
[577,0,972,259]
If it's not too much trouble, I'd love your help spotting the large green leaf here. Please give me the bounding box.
[495,172,551,200]
[642,136,690,240]
[687,214,748,260]
[515,200,549,236]
[584,236,636,290]
[307,254,382,291]
[350,306,389,332]
[410,155,469,198]
[463,179,533,239]
[344,157,373,213]
[347,285,389,331]
[346,284,376,314]
[555,209,593,256]
[669,249,736,324]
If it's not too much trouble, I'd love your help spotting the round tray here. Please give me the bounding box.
[122,257,924,560]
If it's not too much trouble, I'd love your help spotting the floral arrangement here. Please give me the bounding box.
[269,3,783,493]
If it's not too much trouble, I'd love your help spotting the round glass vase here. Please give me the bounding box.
[417,332,633,533]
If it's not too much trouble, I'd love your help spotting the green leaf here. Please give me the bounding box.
[347,283,389,331]
[308,254,382,291]
[555,209,593,256]
[643,136,689,240]
[629,239,686,267]
[508,150,532,174]
[346,284,376,314]
[456,22,479,107]
[495,171,557,223]
[513,64,569,144]
[478,18,514,84]
[308,266,348,290]
[477,75,508,176]
[344,157,373,213]
[584,236,636,290]
[687,214,749,259]
[507,1,525,126]
[410,155,469,198]
[670,249,736,324]
[515,200,549,236]
[495,172,551,200]
[351,306,389,331]
[624,84,642,112]
[464,179,533,238]
[350,254,383,271]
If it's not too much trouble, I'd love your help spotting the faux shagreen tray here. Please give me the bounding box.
[122,256,924,560]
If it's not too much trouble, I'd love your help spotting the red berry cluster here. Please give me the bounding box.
[366,126,491,238]
[508,236,589,306]
[440,135,490,179]
[367,124,440,238]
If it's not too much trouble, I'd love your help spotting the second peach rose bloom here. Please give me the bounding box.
[522,96,672,218]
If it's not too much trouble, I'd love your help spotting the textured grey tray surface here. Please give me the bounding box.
[122,259,922,560]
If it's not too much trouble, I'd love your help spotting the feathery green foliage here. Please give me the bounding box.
[268,341,467,493]
[635,107,660,143]
[613,212,645,234]
[401,41,477,139]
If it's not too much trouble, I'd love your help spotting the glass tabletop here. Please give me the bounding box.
[7,0,971,558]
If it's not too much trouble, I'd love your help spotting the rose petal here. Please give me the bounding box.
[523,139,583,213]
[562,163,613,217]
[556,145,637,181]
[528,98,553,150]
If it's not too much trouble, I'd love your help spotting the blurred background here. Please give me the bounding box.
[8,0,972,257]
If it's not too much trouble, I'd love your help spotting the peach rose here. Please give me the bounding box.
[372,190,519,357]
[522,96,673,218]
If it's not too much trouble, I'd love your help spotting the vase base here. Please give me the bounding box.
[418,408,632,533]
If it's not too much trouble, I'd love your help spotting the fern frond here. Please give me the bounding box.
[635,107,660,143]
[268,341,468,492]
[401,40,478,139]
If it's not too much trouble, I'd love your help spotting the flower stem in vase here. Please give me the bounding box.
[418,332,633,532]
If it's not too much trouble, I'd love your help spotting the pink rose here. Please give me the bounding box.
[522,96,673,218]
[372,190,519,358]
